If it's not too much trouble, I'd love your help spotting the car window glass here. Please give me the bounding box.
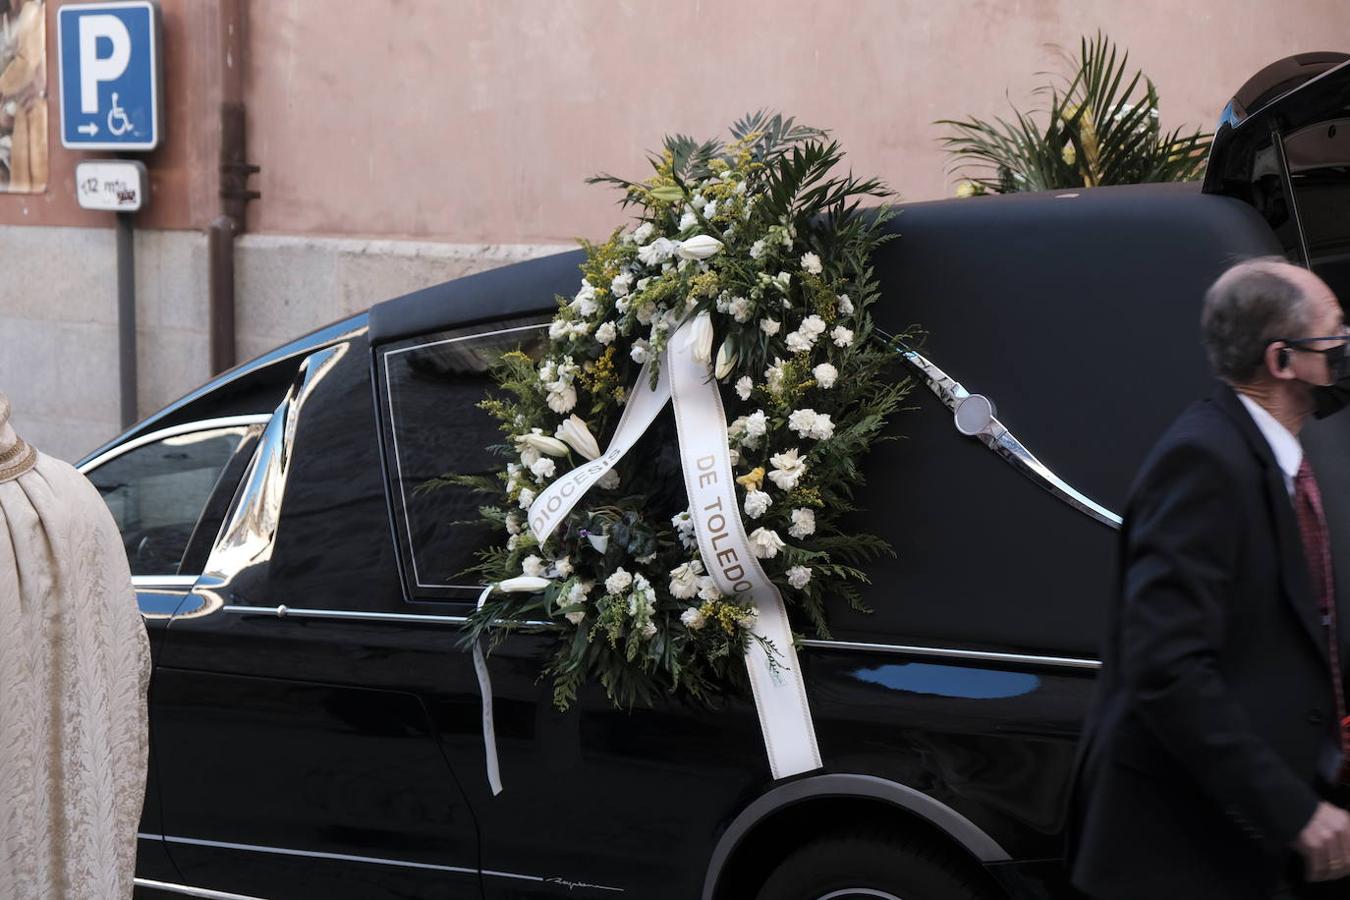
[87,426,249,577]
[379,319,547,600]
[1285,119,1350,298]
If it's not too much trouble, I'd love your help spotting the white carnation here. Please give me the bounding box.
[605,568,633,595]
[669,559,704,599]
[787,565,812,589]
[640,621,658,639]
[554,556,574,578]
[831,325,854,348]
[750,239,767,260]
[632,222,655,244]
[785,330,815,354]
[521,555,547,578]
[611,272,633,298]
[735,376,753,401]
[637,237,677,266]
[697,576,723,601]
[836,293,854,316]
[729,296,753,323]
[546,384,577,414]
[788,507,816,539]
[743,489,772,519]
[768,448,807,491]
[517,487,536,508]
[630,340,651,364]
[681,607,706,630]
[743,410,768,447]
[760,318,781,336]
[595,321,617,344]
[529,457,556,481]
[801,252,822,275]
[597,469,620,490]
[813,363,838,389]
[799,315,826,337]
[505,513,523,535]
[679,209,699,231]
[749,528,786,559]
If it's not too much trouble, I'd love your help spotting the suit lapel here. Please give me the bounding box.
[1211,382,1329,663]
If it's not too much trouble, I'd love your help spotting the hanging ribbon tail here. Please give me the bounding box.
[528,358,672,544]
[473,584,503,796]
[665,319,823,779]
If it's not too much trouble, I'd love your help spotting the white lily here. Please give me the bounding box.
[517,432,570,457]
[555,415,601,460]
[685,311,715,365]
[714,340,738,379]
[498,575,552,593]
[676,234,724,261]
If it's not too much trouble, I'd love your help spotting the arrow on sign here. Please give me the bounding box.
[77,122,99,136]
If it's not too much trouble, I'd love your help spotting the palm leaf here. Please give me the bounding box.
[938,30,1211,192]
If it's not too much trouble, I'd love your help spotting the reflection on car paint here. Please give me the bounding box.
[852,663,1041,700]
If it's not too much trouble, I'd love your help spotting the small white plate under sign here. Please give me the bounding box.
[75,160,149,212]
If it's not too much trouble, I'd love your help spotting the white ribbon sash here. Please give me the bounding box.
[522,318,822,782]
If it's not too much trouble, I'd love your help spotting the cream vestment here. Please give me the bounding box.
[0,395,150,898]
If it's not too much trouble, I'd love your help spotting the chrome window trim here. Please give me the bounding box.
[132,877,266,900]
[380,322,549,592]
[79,319,366,469]
[82,417,271,585]
[193,346,347,616]
[136,832,624,892]
[76,415,272,475]
[214,605,1102,669]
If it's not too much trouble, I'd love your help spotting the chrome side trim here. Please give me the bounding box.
[381,322,549,591]
[142,833,475,877]
[136,833,623,892]
[219,604,555,629]
[898,346,1123,530]
[701,773,1011,900]
[217,606,1100,669]
[132,877,267,900]
[77,415,272,475]
[133,575,200,590]
[800,638,1102,670]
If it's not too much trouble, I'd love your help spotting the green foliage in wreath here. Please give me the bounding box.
[459,112,912,710]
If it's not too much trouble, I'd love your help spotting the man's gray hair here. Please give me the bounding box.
[1200,257,1313,383]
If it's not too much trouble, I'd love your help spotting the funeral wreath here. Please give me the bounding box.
[456,112,912,711]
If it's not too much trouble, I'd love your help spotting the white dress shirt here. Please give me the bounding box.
[1236,392,1302,498]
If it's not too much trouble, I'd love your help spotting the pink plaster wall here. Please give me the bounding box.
[240,0,1350,244]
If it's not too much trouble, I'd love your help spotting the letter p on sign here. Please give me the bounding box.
[78,15,132,113]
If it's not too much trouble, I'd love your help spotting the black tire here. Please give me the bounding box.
[754,829,1002,900]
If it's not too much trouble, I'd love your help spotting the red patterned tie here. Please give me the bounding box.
[1293,458,1349,768]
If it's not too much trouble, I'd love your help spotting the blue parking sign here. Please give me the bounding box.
[57,1,161,150]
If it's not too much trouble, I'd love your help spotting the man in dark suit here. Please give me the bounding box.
[1070,258,1350,899]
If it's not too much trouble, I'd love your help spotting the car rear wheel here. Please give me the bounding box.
[753,829,1002,900]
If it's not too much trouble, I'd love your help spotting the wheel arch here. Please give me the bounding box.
[701,773,1011,900]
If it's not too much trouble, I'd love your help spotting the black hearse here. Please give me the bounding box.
[101,56,1350,899]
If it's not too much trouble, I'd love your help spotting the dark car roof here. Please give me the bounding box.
[367,249,584,346]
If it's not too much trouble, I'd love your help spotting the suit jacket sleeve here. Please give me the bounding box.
[1121,439,1320,850]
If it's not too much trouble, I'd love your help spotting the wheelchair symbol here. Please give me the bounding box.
[107,93,132,137]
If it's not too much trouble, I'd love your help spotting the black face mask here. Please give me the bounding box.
[1297,341,1350,418]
